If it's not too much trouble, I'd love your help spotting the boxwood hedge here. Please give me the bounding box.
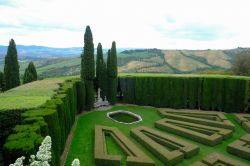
[2,79,86,166]
[119,75,250,113]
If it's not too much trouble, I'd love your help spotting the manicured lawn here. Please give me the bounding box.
[0,79,63,110]
[65,105,250,166]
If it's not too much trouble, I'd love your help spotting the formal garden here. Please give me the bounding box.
[0,26,250,166]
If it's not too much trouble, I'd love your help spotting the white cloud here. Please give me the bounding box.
[0,0,250,49]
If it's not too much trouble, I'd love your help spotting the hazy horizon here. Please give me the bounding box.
[0,0,250,49]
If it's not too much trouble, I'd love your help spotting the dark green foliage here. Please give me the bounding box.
[119,76,249,113]
[96,43,103,88]
[2,79,86,166]
[81,26,95,81]
[0,71,5,92]
[81,26,95,109]
[85,80,95,110]
[23,62,37,84]
[23,68,34,84]
[107,42,118,104]
[4,39,20,90]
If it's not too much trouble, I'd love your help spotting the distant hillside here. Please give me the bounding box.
[0,47,249,78]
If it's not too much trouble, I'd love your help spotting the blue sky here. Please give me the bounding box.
[0,0,249,49]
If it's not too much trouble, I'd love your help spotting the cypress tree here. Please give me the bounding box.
[96,43,103,89]
[81,26,95,109]
[23,61,37,84]
[99,60,108,100]
[27,61,37,81]
[0,71,5,92]
[4,39,20,90]
[107,41,118,104]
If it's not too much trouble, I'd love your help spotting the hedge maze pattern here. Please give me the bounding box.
[192,153,249,166]
[130,126,199,165]
[158,108,235,130]
[235,114,250,133]
[94,125,155,166]
[227,134,250,160]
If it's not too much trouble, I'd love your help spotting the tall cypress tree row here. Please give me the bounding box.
[81,26,95,110]
[23,61,37,84]
[4,39,20,90]
[107,41,118,104]
[0,71,5,92]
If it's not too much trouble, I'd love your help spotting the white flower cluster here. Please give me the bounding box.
[71,159,80,166]
[9,136,80,166]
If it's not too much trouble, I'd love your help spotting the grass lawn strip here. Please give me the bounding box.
[227,134,250,160]
[192,153,249,166]
[131,126,199,165]
[94,125,155,166]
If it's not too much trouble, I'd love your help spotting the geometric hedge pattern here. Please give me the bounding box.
[94,125,155,166]
[235,114,250,133]
[158,108,235,130]
[192,152,249,166]
[227,134,250,160]
[131,126,199,165]
[94,109,248,165]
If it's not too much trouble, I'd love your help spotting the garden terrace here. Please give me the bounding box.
[65,105,250,166]
[227,134,250,160]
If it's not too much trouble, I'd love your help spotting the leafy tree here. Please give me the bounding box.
[0,71,5,92]
[23,62,37,84]
[81,26,95,109]
[107,42,118,104]
[232,51,250,76]
[4,39,20,90]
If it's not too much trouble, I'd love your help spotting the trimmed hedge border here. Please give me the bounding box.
[192,152,249,166]
[119,76,250,113]
[94,125,155,166]
[130,126,199,166]
[155,118,233,146]
[3,79,86,166]
[235,114,250,133]
[158,109,235,130]
[227,134,250,160]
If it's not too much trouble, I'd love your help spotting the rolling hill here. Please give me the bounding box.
[0,46,249,78]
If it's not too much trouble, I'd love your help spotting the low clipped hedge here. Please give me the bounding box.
[119,75,250,113]
[155,118,233,146]
[3,79,86,166]
[94,125,155,166]
[130,126,199,165]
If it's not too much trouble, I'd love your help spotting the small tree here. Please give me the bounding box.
[23,62,37,84]
[0,71,5,92]
[232,51,250,76]
[4,39,20,90]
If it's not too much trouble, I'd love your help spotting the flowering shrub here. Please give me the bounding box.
[9,136,79,166]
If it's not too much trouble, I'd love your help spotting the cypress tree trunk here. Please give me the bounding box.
[81,26,95,110]
[4,39,20,90]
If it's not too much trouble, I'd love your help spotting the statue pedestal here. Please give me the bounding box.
[94,88,110,108]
